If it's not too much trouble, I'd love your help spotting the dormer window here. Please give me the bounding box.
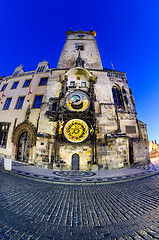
[12,71,19,77]
[36,61,49,73]
[12,65,25,77]
[37,66,45,73]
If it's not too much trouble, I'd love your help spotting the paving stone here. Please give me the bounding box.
[0,169,159,239]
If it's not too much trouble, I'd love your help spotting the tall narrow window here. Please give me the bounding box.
[39,77,48,86]
[112,86,124,109]
[15,96,25,109]
[0,123,10,148]
[23,79,31,88]
[33,95,43,108]
[1,83,8,92]
[52,102,57,111]
[11,81,19,89]
[3,98,12,110]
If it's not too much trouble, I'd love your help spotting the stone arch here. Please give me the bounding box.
[12,121,36,146]
[60,67,97,83]
[12,121,37,161]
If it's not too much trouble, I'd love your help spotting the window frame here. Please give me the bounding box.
[38,77,48,86]
[32,95,43,109]
[3,97,12,110]
[81,81,86,87]
[37,66,45,73]
[23,79,32,88]
[15,96,25,109]
[52,102,57,112]
[0,122,10,148]
[11,81,19,90]
[1,83,8,92]
[76,44,85,51]
[112,86,124,110]
[70,81,75,87]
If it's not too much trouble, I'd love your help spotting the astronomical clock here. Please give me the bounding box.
[65,91,90,112]
[64,119,89,143]
[64,90,90,143]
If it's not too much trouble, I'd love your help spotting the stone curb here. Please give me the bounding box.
[1,168,159,185]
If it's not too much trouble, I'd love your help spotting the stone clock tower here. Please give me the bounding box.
[33,30,149,170]
[0,29,149,170]
[54,63,98,170]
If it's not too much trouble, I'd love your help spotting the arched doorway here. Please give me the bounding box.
[17,131,31,163]
[71,154,80,170]
[12,121,36,163]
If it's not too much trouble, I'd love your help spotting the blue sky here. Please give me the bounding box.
[0,0,159,142]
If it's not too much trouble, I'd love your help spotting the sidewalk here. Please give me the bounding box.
[1,157,159,184]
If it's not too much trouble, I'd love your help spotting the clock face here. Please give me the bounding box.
[63,119,89,143]
[65,91,90,111]
[71,94,82,104]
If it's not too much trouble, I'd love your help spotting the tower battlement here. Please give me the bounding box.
[57,29,103,70]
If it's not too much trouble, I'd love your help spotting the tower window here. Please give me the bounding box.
[76,45,84,51]
[11,81,19,89]
[76,34,86,38]
[23,79,31,88]
[70,81,75,86]
[124,95,128,105]
[81,81,86,87]
[33,95,43,108]
[15,96,25,109]
[3,98,12,110]
[0,122,10,148]
[39,77,48,86]
[52,102,57,111]
[1,84,8,92]
[112,86,124,110]
[122,87,126,94]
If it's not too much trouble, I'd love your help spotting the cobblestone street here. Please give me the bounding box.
[0,169,159,239]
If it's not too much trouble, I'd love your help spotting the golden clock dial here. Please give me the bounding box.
[65,91,90,111]
[64,119,89,143]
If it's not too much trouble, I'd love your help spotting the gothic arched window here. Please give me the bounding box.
[112,86,124,110]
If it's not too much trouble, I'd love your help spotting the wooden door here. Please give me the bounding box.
[71,154,80,170]
[17,131,31,163]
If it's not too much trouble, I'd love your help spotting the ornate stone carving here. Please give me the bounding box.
[12,121,37,146]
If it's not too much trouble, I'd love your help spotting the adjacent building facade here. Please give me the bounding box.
[149,140,159,158]
[0,30,149,170]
